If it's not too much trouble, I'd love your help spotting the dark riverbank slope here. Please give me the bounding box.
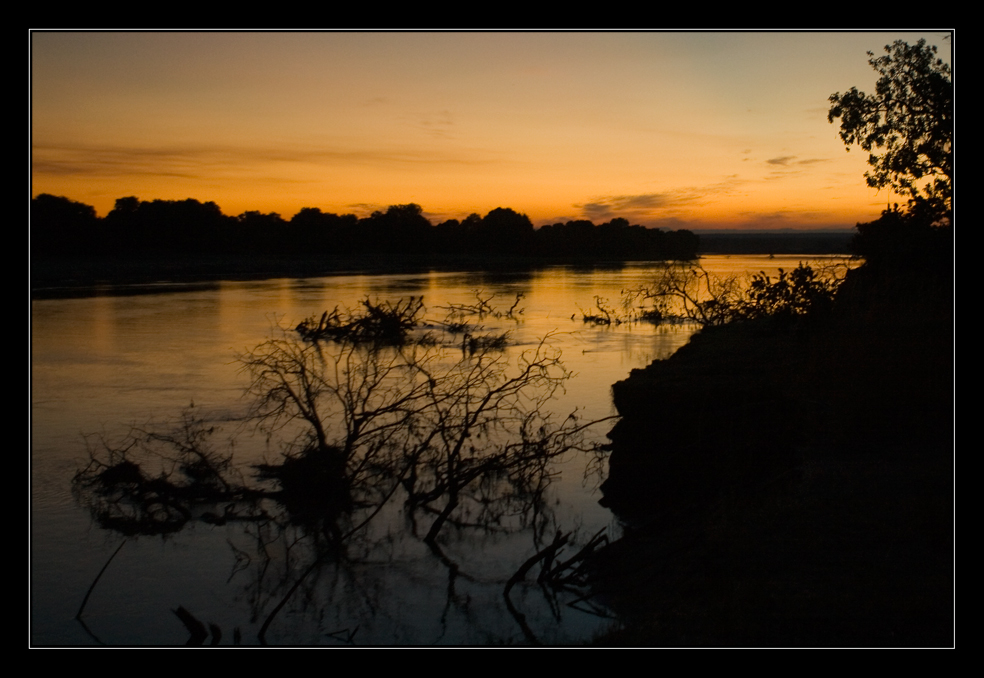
[590,238,953,646]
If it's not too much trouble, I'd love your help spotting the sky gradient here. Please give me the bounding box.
[30,30,952,230]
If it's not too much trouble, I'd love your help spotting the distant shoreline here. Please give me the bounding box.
[30,232,856,300]
[694,230,854,255]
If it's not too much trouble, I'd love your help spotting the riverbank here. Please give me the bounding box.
[590,255,953,646]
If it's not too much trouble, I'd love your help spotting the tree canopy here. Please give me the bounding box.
[828,39,952,220]
[32,195,699,262]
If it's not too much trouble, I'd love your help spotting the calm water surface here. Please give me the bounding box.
[30,255,849,645]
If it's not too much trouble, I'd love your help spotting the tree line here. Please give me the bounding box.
[31,195,699,261]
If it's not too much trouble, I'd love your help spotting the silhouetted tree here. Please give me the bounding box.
[101,197,234,255]
[235,210,287,254]
[31,194,99,256]
[287,207,347,255]
[32,191,699,267]
[358,203,433,254]
[478,207,534,255]
[828,39,952,223]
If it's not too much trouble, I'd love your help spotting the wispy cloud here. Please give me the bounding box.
[762,155,831,182]
[766,155,828,167]
[412,110,454,139]
[579,194,681,222]
[31,139,495,181]
[766,155,797,166]
[579,178,745,222]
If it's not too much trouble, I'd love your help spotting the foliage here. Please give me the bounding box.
[828,39,952,220]
[742,265,841,320]
[851,203,953,272]
[631,262,846,327]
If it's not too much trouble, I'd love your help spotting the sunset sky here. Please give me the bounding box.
[30,30,952,230]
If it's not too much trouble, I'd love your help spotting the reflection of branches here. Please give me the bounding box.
[72,413,265,537]
[401,335,583,544]
[502,527,610,644]
[239,329,596,547]
[75,307,612,644]
[239,328,608,639]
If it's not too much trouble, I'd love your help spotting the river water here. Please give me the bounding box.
[30,255,850,646]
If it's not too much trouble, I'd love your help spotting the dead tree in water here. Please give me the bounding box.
[76,301,610,644]
[239,329,593,545]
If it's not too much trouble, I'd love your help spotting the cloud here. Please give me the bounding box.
[580,202,615,222]
[577,192,678,220]
[345,202,386,217]
[766,155,796,166]
[31,139,494,182]
[766,155,828,167]
[762,155,831,182]
[579,178,745,222]
[413,110,455,139]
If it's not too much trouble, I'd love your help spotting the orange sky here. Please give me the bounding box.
[30,30,952,230]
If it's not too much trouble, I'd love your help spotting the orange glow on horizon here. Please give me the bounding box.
[32,30,948,231]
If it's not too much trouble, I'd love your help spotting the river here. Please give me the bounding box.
[30,254,851,646]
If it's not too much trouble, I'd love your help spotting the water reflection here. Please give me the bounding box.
[71,296,618,645]
[33,256,851,645]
